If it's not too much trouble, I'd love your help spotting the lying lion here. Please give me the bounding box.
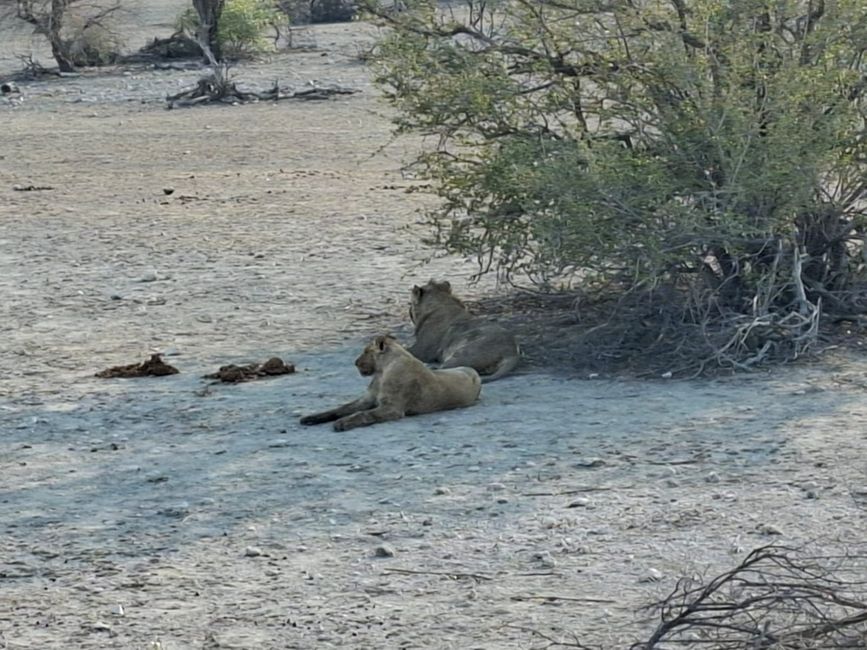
[300,335,481,431]
[408,280,520,382]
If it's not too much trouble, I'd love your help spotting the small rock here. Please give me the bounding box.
[88,621,113,633]
[138,270,159,283]
[852,486,867,497]
[574,458,605,469]
[113,604,125,616]
[705,471,720,483]
[665,478,680,488]
[496,497,509,504]
[163,187,174,195]
[805,489,818,500]
[487,482,506,492]
[567,498,590,508]
[639,568,663,583]
[756,523,783,536]
[532,551,556,568]
[374,543,396,558]
[244,546,265,557]
[433,487,451,496]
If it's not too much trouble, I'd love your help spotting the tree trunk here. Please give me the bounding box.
[16,0,76,72]
[49,37,76,72]
[192,0,226,63]
[48,0,75,72]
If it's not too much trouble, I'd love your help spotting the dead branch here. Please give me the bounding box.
[166,77,359,109]
[633,544,867,650]
[14,53,51,78]
[382,567,493,581]
[510,594,617,604]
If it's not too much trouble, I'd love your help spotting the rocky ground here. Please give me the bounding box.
[2,5,867,649]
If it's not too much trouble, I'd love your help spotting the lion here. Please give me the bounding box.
[407,280,520,382]
[300,334,481,431]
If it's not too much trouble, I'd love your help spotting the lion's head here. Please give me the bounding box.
[354,334,396,376]
[409,280,463,325]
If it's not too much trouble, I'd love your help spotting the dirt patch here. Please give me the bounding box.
[94,353,180,378]
[203,356,295,382]
[2,12,867,650]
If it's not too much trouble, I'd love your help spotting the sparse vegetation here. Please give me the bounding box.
[177,0,289,59]
[8,0,123,71]
[369,0,867,374]
[634,545,867,650]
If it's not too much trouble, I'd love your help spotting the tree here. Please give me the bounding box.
[192,0,227,63]
[178,0,288,60]
[369,0,867,371]
[11,0,121,72]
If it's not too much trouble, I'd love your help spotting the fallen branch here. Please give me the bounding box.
[633,544,867,649]
[12,184,54,191]
[383,567,493,581]
[511,594,617,604]
[166,76,359,109]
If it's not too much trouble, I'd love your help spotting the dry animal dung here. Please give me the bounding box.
[203,357,295,383]
[95,354,179,378]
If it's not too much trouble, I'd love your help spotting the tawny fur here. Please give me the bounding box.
[300,335,481,431]
[407,280,520,382]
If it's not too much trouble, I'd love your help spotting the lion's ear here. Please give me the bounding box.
[437,280,451,292]
[412,285,423,298]
[375,335,390,351]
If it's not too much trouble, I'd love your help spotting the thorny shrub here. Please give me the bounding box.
[368,0,867,373]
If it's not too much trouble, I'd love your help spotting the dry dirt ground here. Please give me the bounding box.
[2,5,867,650]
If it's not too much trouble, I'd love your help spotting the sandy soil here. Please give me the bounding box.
[2,7,867,650]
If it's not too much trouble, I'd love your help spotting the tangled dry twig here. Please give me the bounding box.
[166,72,359,108]
[633,544,867,649]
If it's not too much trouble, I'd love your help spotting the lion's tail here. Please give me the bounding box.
[480,351,520,383]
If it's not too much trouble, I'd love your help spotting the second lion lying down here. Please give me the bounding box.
[408,280,520,382]
[300,335,481,431]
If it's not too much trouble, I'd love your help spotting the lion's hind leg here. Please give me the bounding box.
[333,405,404,432]
[300,394,375,426]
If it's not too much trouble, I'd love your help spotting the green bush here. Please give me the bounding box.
[177,0,288,57]
[370,0,867,370]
